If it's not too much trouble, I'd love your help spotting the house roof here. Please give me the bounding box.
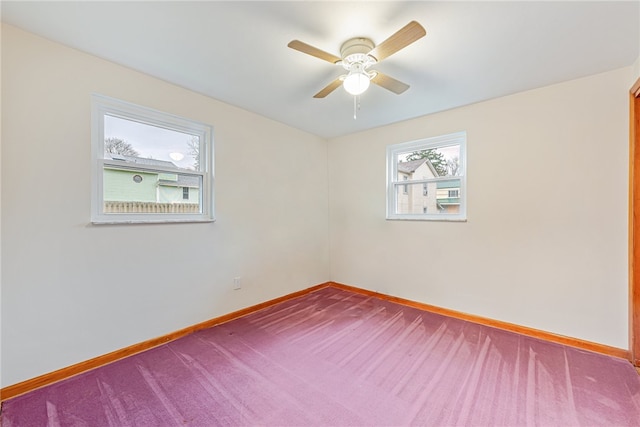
[437,180,460,189]
[397,158,439,177]
[159,175,200,188]
[398,158,428,174]
[106,153,177,168]
[106,153,199,187]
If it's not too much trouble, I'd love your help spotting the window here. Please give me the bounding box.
[91,94,214,223]
[386,131,466,221]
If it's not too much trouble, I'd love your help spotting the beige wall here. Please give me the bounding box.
[1,24,329,387]
[1,22,636,388]
[328,66,633,349]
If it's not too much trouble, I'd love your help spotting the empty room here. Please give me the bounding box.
[2,1,640,426]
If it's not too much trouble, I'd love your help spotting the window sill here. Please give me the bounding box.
[386,217,467,222]
[91,218,215,225]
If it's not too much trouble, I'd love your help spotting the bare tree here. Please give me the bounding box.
[105,137,139,156]
[446,155,460,176]
[187,136,200,170]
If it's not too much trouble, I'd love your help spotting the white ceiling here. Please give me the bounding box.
[2,1,639,139]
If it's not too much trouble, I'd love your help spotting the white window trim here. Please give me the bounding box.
[91,94,215,224]
[386,131,467,221]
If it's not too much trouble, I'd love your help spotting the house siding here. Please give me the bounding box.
[103,169,157,202]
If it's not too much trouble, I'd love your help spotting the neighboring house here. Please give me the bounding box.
[397,158,460,214]
[158,174,200,204]
[397,158,438,214]
[103,154,200,205]
[436,180,461,213]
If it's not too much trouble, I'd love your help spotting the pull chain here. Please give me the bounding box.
[353,95,361,120]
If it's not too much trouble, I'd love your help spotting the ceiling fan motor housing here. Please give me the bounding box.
[340,37,376,69]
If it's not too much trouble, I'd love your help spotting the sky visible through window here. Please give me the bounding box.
[104,115,198,170]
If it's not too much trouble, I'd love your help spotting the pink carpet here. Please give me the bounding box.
[3,286,640,426]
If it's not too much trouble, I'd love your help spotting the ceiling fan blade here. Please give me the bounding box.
[368,21,426,62]
[288,40,342,64]
[313,77,343,98]
[371,72,410,94]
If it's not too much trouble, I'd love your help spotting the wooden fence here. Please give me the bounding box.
[104,201,200,213]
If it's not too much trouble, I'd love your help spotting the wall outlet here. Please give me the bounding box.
[233,277,241,290]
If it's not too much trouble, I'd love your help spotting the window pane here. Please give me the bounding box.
[103,166,202,214]
[396,144,461,180]
[395,179,461,215]
[92,94,213,223]
[104,115,200,171]
[387,131,466,221]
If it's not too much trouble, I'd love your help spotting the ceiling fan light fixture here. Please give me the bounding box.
[343,69,370,95]
[288,21,426,101]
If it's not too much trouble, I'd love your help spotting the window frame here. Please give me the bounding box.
[386,131,467,221]
[91,94,215,224]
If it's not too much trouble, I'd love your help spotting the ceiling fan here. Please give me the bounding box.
[288,21,426,99]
